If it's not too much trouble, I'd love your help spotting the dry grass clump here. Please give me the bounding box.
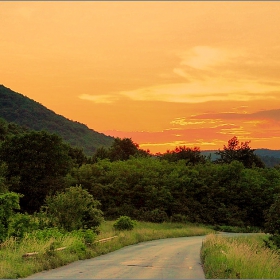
[201,233,280,279]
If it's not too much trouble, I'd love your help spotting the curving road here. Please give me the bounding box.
[27,235,206,279]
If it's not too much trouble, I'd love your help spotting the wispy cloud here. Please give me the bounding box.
[178,46,231,70]
[77,45,280,105]
[119,82,279,103]
[117,45,280,104]
[191,109,280,122]
[79,94,119,104]
[251,109,280,121]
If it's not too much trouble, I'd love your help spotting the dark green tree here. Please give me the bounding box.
[92,146,110,162]
[160,146,206,165]
[0,162,9,193]
[264,195,280,248]
[0,118,28,142]
[215,136,265,168]
[67,146,89,167]
[0,131,72,213]
[108,137,149,161]
[264,195,280,235]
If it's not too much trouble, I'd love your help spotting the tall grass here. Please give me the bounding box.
[201,233,280,279]
[0,229,88,278]
[0,221,213,279]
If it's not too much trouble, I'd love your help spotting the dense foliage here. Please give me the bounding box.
[0,85,114,155]
[0,112,280,249]
[67,157,280,227]
[0,131,73,212]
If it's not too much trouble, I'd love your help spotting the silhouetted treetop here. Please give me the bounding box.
[215,136,265,168]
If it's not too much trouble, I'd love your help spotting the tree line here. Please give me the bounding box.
[1,118,280,246]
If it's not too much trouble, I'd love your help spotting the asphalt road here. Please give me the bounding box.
[26,235,206,279]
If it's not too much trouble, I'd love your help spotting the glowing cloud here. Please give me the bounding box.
[170,118,207,126]
[117,45,280,104]
[191,109,280,122]
[79,94,118,104]
[119,81,280,104]
[179,46,230,70]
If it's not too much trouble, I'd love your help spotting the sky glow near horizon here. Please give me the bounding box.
[1,1,280,153]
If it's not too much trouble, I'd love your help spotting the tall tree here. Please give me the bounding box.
[0,131,72,213]
[108,137,149,161]
[215,136,265,168]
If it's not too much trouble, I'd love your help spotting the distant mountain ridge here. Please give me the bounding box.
[201,149,280,168]
[0,85,114,155]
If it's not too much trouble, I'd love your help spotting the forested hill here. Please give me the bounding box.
[202,149,280,168]
[0,85,114,155]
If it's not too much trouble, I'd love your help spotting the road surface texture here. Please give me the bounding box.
[26,233,256,279]
[26,235,206,279]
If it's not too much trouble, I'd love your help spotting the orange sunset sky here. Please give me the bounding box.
[1,1,280,153]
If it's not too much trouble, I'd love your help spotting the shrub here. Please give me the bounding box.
[0,192,21,242]
[71,229,97,245]
[43,186,103,232]
[8,213,38,238]
[113,216,136,231]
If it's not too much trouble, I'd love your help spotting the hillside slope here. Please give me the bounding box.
[0,85,114,155]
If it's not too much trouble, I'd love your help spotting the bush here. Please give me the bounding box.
[113,216,136,231]
[0,192,21,242]
[8,213,38,238]
[43,186,103,232]
[263,234,280,250]
[71,229,97,245]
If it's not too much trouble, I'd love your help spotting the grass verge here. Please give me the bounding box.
[0,221,213,278]
[201,233,280,279]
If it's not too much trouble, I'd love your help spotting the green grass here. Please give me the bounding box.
[0,220,213,279]
[201,233,280,279]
